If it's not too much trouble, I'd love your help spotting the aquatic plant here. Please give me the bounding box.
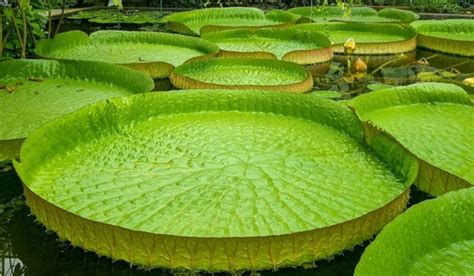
[350,82,473,196]
[68,9,164,25]
[288,6,418,23]
[411,19,474,57]
[202,28,333,65]
[292,22,416,55]
[15,90,417,272]
[164,7,300,36]
[34,30,219,79]
[170,58,314,92]
[356,187,474,275]
[0,59,154,161]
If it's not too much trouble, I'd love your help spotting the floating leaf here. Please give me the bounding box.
[356,187,474,275]
[164,7,300,36]
[350,82,473,196]
[15,90,417,272]
[35,30,219,78]
[411,19,474,57]
[0,59,154,161]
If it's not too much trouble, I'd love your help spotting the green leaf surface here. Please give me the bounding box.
[201,28,332,63]
[307,90,342,99]
[378,8,420,23]
[15,90,416,271]
[0,59,153,148]
[289,6,417,23]
[35,31,219,78]
[355,187,474,275]
[164,7,300,36]
[291,22,416,54]
[350,83,474,194]
[293,22,415,44]
[89,11,164,24]
[170,58,313,92]
[411,19,474,57]
[411,19,474,42]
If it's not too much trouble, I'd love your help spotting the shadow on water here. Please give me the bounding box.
[0,166,432,276]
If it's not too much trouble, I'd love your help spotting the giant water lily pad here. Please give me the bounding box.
[201,28,333,64]
[0,59,154,161]
[68,9,164,24]
[350,83,474,196]
[292,22,416,55]
[15,90,417,271]
[164,7,300,36]
[170,58,313,92]
[411,19,474,57]
[289,6,418,23]
[35,30,219,78]
[355,187,474,275]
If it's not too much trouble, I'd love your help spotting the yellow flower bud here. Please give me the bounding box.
[463,77,474,87]
[344,38,356,55]
[354,58,367,72]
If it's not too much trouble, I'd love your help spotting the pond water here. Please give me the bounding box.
[1,13,472,276]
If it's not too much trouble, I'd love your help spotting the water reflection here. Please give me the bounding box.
[307,48,473,99]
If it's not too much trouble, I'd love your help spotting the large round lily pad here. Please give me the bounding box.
[201,28,333,65]
[35,30,219,78]
[289,6,418,24]
[68,9,164,25]
[411,19,474,57]
[0,59,154,161]
[15,90,417,272]
[292,22,416,55]
[169,58,314,92]
[350,83,474,196]
[355,187,474,275]
[164,7,300,36]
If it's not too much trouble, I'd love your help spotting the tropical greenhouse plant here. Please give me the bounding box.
[34,30,219,78]
[0,59,154,161]
[15,90,418,271]
[0,2,473,275]
[350,82,473,196]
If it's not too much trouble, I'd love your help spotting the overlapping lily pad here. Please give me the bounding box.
[411,19,474,57]
[170,58,313,92]
[350,83,474,196]
[356,187,474,275]
[164,7,300,36]
[0,59,154,161]
[35,30,219,78]
[289,6,418,23]
[292,22,416,55]
[15,90,417,271]
[68,9,164,24]
[201,28,333,64]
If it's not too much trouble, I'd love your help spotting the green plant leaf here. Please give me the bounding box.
[0,59,154,161]
[292,22,416,55]
[411,19,474,57]
[355,187,474,275]
[170,58,314,93]
[15,89,416,272]
[112,0,123,10]
[35,30,219,78]
[288,6,418,23]
[202,28,333,64]
[350,82,473,196]
[164,7,300,36]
